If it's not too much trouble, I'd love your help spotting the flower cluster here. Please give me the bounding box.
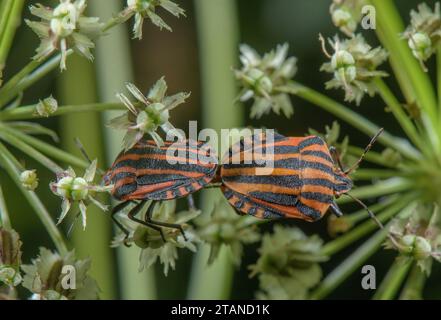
[0,228,23,287]
[111,200,200,276]
[235,43,297,118]
[21,248,99,300]
[110,78,189,150]
[403,3,441,70]
[26,0,103,70]
[49,160,110,230]
[329,0,367,36]
[196,198,260,266]
[118,0,186,39]
[249,225,327,299]
[320,34,388,105]
[385,205,441,275]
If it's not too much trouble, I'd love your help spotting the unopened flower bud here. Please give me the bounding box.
[408,32,432,61]
[0,266,22,286]
[36,96,58,117]
[332,8,353,28]
[20,170,38,191]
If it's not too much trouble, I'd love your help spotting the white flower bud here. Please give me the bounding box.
[20,170,39,191]
[408,32,432,61]
[332,8,352,28]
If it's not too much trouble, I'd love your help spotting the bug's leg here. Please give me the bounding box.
[145,201,188,241]
[329,146,345,172]
[127,200,166,242]
[111,201,134,247]
[329,201,344,217]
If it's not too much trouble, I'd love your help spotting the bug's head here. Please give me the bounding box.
[333,169,353,197]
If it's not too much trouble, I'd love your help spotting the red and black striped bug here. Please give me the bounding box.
[220,130,384,226]
[104,138,218,242]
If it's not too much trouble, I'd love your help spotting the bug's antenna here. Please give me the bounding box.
[345,128,384,175]
[343,193,384,229]
[74,138,105,175]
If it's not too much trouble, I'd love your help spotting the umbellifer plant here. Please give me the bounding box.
[0,0,440,300]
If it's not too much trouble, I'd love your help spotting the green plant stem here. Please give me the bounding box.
[0,53,63,109]
[310,224,390,299]
[0,0,24,67]
[287,82,421,161]
[438,45,441,113]
[346,145,400,169]
[188,0,241,300]
[336,177,413,204]
[0,130,63,173]
[310,202,417,299]
[57,52,117,300]
[89,0,157,300]
[374,78,428,156]
[0,141,68,254]
[0,1,14,46]
[369,0,441,154]
[0,102,126,121]
[351,169,402,180]
[0,123,89,168]
[399,263,426,300]
[322,194,416,256]
[373,256,413,300]
[0,184,12,229]
[344,195,398,225]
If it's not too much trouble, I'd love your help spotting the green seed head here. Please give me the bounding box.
[55,176,74,198]
[71,177,89,201]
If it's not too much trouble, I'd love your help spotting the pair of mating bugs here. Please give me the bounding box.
[103,130,383,242]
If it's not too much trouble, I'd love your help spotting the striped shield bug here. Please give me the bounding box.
[220,129,384,227]
[104,138,218,242]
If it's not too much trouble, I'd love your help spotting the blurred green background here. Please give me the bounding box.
[2,0,440,299]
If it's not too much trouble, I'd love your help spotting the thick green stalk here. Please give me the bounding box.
[89,0,157,300]
[0,141,68,254]
[369,0,440,153]
[322,194,416,256]
[57,53,117,300]
[0,0,24,66]
[372,257,413,300]
[0,123,89,168]
[0,1,14,46]
[399,263,426,300]
[0,184,11,229]
[0,102,126,121]
[438,45,441,112]
[0,130,63,173]
[188,0,241,300]
[374,78,427,156]
[288,82,421,161]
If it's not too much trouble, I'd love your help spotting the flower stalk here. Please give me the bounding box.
[0,141,68,255]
